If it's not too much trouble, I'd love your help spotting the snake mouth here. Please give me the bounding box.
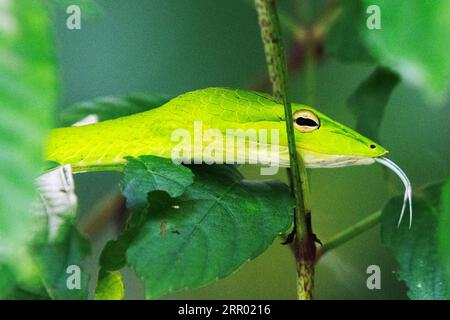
[375,157,413,228]
[299,148,377,168]
[376,149,389,157]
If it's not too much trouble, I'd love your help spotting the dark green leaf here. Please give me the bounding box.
[5,223,92,300]
[120,156,194,209]
[381,182,450,299]
[100,233,133,272]
[99,155,194,272]
[0,265,16,298]
[0,0,57,292]
[31,225,91,299]
[326,0,373,63]
[99,204,146,271]
[439,179,450,289]
[362,0,450,102]
[59,94,171,127]
[126,165,294,299]
[347,67,399,140]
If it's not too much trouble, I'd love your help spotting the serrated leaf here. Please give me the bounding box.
[59,94,170,127]
[126,165,294,299]
[99,155,194,272]
[120,155,194,209]
[0,0,57,293]
[381,182,450,299]
[326,0,373,63]
[347,67,399,140]
[95,270,125,300]
[362,0,450,102]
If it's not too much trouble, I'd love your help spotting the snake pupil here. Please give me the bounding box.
[296,117,318,127]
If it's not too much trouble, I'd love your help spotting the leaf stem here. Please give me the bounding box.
[317,210,382,259]
[254,0,316,300]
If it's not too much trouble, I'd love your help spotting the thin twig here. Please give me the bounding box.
[316,210,382,260]
[254,0,316,300]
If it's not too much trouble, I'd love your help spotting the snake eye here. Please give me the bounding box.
[293,110,320,133]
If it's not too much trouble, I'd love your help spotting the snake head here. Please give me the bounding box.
[289,104,412,228]
[290,104,387,168]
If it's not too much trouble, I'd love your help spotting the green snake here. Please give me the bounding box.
[45,87,412,226]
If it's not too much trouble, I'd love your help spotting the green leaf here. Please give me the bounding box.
[0,265,16,298]
[99,156,194,272]
[381,181,450,299]
[59,94,171,127]
[347,67,399,140]
[99,232,134,272]
[95,270,125,300]
[99,191,177,273]
[326,0,373,63]
[31,225,91,299]
[120,155,194,209]
[0,0,57,290]
[4,222,91,300]
[126,165,294,299]
[362,0,450,102]
[439,179,450,290]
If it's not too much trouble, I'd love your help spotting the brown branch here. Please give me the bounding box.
[79,190,126,239]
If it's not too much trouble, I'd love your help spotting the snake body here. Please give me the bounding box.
[46,88,385,172]
[45,87,413,226]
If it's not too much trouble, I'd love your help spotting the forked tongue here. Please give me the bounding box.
[375,157,413,228]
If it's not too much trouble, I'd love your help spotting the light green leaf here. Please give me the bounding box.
[381,182,450,299]
[59,94,171,127]
[347,67,399,140]
[95,270,125,300]
[362,0,450,102]
[126,165,294,299]
[0,0,57,291]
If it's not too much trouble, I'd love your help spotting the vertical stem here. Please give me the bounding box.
[254,0,316,300]
[295,161,315,300]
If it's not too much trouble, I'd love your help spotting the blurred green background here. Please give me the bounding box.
[52,0,449,299]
